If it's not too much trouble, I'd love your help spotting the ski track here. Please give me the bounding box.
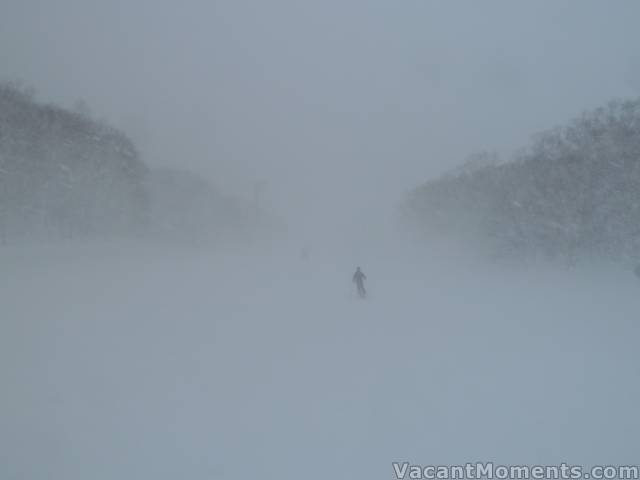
[1,243,639,479]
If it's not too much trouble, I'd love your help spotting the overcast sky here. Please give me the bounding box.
[2,0,640,238]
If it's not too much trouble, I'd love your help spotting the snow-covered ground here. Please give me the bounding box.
[1,241,639,479]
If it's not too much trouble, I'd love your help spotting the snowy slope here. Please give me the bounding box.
[1,242,639,479]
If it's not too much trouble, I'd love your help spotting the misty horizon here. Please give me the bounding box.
[3,0,640,236]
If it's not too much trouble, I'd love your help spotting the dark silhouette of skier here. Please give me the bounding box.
[352,266,367,298]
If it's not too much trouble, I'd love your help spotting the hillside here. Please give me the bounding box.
[0,82,147,242]
[403,99,640,263]
[0,82,278,246]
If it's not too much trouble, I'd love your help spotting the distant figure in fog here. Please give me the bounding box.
[352,266,367,298]
[634,264,640,279]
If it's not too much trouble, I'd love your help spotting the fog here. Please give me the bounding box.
[2,1,640,479]
[3,0,640,234]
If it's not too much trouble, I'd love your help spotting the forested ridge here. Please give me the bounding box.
[0,82,277,245]
[403,99,640,263]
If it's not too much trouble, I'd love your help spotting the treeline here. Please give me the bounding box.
[146,168,279,245]
[403,99,640,263]
[0,82,278,245]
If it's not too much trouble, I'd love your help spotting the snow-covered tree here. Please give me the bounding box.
[403,99,640,263]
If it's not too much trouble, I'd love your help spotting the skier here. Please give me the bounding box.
[352,266,367,298]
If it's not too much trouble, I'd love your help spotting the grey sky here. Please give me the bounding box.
[2,0,639,238]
